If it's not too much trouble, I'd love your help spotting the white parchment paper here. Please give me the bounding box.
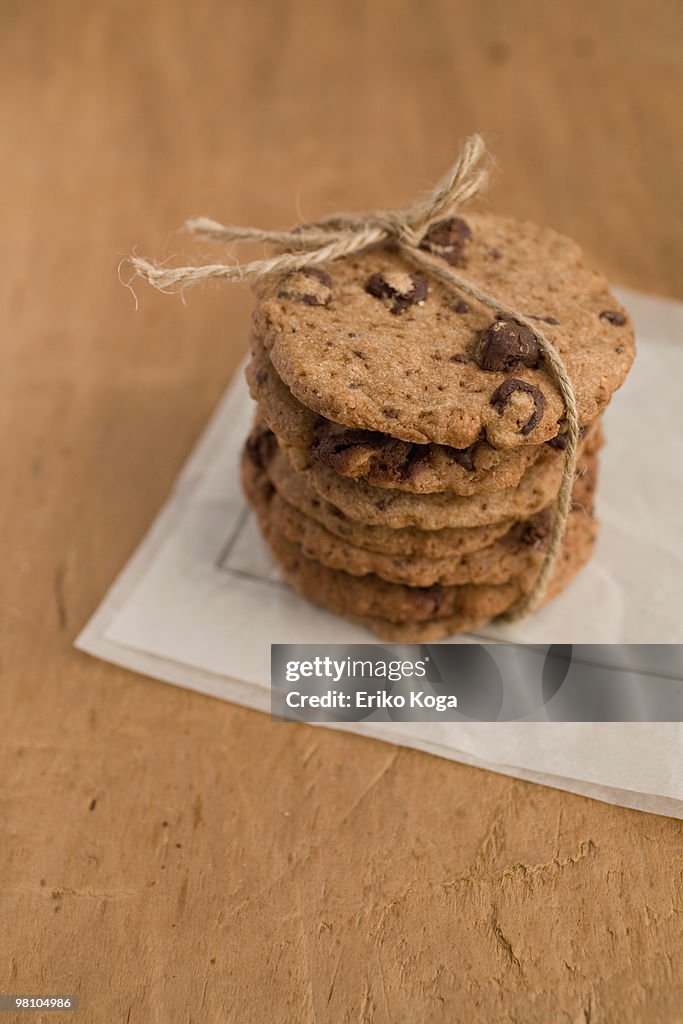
[76,287,683,818]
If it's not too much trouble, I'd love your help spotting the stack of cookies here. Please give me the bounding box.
[241,213,635,640]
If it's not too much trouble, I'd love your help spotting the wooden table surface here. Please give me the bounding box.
[2,2,681,1021]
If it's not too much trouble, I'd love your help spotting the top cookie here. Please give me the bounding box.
[252,213,634,450]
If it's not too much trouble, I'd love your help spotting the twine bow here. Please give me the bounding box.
[129,135,579,622]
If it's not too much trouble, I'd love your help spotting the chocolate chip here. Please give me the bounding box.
[546,431,568,451]
[314,432,434,487]
[516,508,553,548]
[491,378,546,435]
[489,248,502,260]
[383,407,400,419]
[401,445,433,480]
[245,428,275,469]
[278,267,333,306]
[383,442,422,480]
[449,353,469,363]
[364,271,428,314]
[448,442,478,472]
[419,217,472,266]
[547,423,589,450]
[599,310,626,326]
[312,430,379,461]
[476,318,541,372]
[452,298,470,314]
[421,584,446,616]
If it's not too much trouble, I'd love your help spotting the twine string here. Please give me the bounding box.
[128,135,579,620]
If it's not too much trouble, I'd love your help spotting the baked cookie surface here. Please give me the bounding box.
[282,422,602,530]
[247,338,543,495]
[242,443,597,588]
[253,213,634,449]
[250,425,517,558]
[243,450,598,635]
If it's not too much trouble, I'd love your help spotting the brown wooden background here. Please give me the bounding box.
[1,1,681,1021]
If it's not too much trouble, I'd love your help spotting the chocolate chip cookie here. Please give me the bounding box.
[248,424,517,558]
[242,442,597,588]
[278,421,602,530]
[243,449,598,635]
[247,338,544,495]
[252,212,634,450]
[344,519,597,639]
